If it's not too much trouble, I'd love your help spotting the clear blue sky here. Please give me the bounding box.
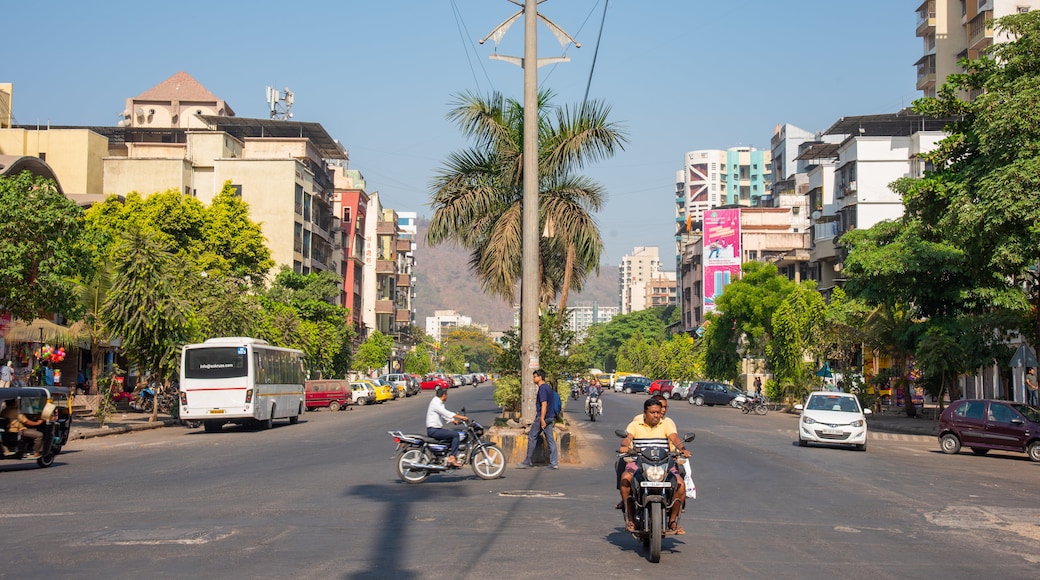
[5,0,919,266]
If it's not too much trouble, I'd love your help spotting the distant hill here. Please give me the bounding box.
[413,218,619,332]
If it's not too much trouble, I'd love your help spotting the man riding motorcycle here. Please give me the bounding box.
[585,381,603,416]
[618,397,690,535]
[426,387,468,468]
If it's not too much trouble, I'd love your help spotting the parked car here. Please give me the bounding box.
[671,381,695,400]
[305,380,351,412]
[687,381,740,406]
[379,374,411,398]
[405,375,422,396]
[618,375,651,394]
[938,399,1040,462]
[359,379,393,403]
[421,374,451,390]
[795,391,871,451]
[648,380,674,397]
[350,382,377,406]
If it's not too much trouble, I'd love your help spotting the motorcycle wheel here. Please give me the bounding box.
[142,399,154,413]
[471,445,506,480]
[754,404,768,415]
[741,406,750,414]
[37,453,55,468]
[397,448,432,484]
[649,502,662,563]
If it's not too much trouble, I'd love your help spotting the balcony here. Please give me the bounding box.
[968,12,993,51]
[396,274,411,287]
[376,222,397,235]
[810,236,837,262]
[395,309,411,323]
[375,299,394,315]
[916,1,935,36]
[376,259,395,275]
[396,238,412,253]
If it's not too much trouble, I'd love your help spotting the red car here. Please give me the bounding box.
[420,374,450,390]
[648,380,674,397]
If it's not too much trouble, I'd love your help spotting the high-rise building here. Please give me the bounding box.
[915,0,1037,99]
[426,310,473,343]
[619,246,666,314]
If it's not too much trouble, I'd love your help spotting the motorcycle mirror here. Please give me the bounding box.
[460,407,466,414]
[683,433,696,443]
[614,429,629,438]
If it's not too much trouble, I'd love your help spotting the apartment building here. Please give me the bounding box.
[916,0,1037,98]
[619,246,667,314]
[331,165,369,328]
[426,310,473,343]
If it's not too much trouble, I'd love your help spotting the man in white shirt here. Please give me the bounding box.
[426,387,468,467]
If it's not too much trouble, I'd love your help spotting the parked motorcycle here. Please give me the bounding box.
[586,390,603,422]
[388,408,506,484]
[615,429,695,563]
[735,394,768,415]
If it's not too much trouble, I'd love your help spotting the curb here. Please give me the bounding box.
[70,419,178,441]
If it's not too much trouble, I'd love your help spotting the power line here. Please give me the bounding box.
[583,0,609,104]
[449,0,495,93]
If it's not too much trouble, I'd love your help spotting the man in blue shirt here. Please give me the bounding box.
[518,369,559,469]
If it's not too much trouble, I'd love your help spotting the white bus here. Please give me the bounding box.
[179,337,306,433]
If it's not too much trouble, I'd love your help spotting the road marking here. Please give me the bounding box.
[0,512,75,519]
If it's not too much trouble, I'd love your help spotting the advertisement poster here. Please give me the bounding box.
[703,208,741,314]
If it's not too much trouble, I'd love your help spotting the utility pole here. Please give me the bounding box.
[481,0,578,424]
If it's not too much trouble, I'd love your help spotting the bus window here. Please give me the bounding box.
[185,347,248,379]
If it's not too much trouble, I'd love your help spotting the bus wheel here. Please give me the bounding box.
[203,421,222,433]
[289,409,300,424]
[260,415,274,430]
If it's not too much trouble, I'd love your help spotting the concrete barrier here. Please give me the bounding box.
[488,425,578,465]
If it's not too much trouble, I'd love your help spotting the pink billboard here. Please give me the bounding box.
[703,208,741,314]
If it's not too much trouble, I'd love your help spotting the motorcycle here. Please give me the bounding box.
[586,390,603,422]
[388,408,506,484]
[615,429,695,563]
[735,394,768,415]
[570,382,582,400]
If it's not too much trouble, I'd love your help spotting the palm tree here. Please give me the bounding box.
[427,90,627,308]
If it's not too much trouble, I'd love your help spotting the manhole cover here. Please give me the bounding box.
[498,490,565,498]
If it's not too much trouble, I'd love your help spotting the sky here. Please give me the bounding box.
[5,0,921,266]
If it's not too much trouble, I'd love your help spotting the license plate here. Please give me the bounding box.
[208,409,226,414]
[640,481,670,488]
[820,428,843,435]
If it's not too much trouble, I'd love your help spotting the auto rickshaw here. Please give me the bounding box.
[0,386,73,468]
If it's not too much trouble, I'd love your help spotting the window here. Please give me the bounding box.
[1018,5,1030,12]
[343,207,351,222]
[229,184,242,197]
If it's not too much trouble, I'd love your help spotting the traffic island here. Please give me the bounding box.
[488,422,578,465]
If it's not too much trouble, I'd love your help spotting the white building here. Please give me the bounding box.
[619,246,665,314]
[425,310,473,343]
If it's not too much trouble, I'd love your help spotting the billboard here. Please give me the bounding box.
[703,208,741,314]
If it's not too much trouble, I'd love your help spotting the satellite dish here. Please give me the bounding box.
[811,210,821,220]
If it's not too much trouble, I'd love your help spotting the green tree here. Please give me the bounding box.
[352,331,393,374]
[200,182,275,280]
[577,307,671,371]
[441,344,467,374]
[102,229,194,421]
[427,91,627,305]
[766,287,826,403]
[404,340,434,376]
[441,326,503,373]
[0,172,93,321]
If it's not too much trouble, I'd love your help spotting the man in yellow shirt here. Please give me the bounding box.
[1,399,44,457]
[618,397,690,534]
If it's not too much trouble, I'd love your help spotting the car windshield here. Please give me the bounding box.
[807,394,860,413]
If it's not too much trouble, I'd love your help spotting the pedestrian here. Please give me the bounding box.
[0,361,12,388]
[518,369,559,469]
[753,376,762,396]
[1026,367,1038,408]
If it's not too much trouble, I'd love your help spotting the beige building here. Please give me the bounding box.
[916,0,1037,98]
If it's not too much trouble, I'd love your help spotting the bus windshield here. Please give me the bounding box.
[184,347,248,379]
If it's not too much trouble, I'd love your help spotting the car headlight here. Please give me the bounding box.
[643,464,667,482]
[851,419,864,427]
[802,416,816,425]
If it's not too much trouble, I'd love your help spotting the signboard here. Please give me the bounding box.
[703,208,741,315]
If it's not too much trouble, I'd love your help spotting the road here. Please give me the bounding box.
[2,385,1038,579]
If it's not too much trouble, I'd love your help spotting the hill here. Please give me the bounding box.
[413,218,619,331]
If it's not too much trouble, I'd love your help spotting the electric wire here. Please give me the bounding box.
[582,0,609,105]
[449,0,495,94]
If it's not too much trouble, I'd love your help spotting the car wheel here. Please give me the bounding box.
[690,395,704,406]
[798,437,808,447]
[969,447,989,456]
[730,399,740,408]
[1028,441,1040,462]
[624,387,632,394]
[671,392,680,400]
[328,401,341,412]
[939,433,961,455]
[356,397,367,406]
[855,442,867,452]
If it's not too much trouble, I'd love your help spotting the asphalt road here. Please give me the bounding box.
[2,385,1038,579]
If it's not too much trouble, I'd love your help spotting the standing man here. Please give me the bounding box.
[426,387,468,468]
[1026,367,1038,407]
[518,369,558,469]
[753,376,762,397]
[0,361,12,388]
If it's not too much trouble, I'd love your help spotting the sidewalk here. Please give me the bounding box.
[866,407,940,437]
[68,411,179,440]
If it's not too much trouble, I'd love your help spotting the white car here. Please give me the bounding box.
[795,391,872,451]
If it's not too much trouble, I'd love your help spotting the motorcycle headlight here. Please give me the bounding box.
[643,463,667,482]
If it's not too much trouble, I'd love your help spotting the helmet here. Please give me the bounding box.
[435,386,448,398]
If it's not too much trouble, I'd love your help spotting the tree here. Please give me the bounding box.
[440,326,502,373]
[102,229,194,421]
[352,331,393,374]
[427,91,627,306]
[200,182,275,281]
[577,307,671,372]
[0,172,93,321]
[766,287,826,403]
